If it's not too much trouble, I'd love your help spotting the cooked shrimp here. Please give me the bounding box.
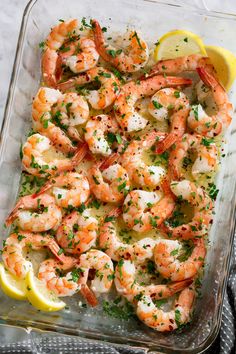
[154,238,206,281]
[5,194,62,232]
[114,75,192,132]
[51,92,89,142]
[78,250,114,304]
[169,133,218,180]
[136,287,195,331]
[148,53,215,77]
[92,19,149,73]
[34,172,90,208]
[188,67,233,136]
[56,209,98,254]
[38,255,80,297]
[84,114,119,156]
[22,134,87,176]
[32,87,77,154]
[57,67,120,109]
[99,208,156,262]
[148,88,190,153]
[41,19,99,87]
[123,179,176,233]
[88,159,130,203]
[2,232,62,278]
[121,131,166,188]
[162,180,213,239]
[115,259,193,303]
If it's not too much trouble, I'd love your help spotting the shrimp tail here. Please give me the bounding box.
[5,200,24,226]
[99,152,120,171]
[155,132,180,154]
[167,278,193,294]
[71,142,89,166]
[196,67,222,90]
[80,284,98,307]
[164,77,192,87]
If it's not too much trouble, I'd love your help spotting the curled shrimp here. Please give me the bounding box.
[136,287,195,332]
[57,67,120,110]
[148,53,215,77]
[84,114,119,156]
[99,208,157,262]
[41,19,99,87]
[32,87,76,154]
[115,259,193,303]
[56,209,98,255]
[88,158,130,203]
[188,67,233,137]
[2,232,62,278]
[148,88,190,154]
[169,133,218,180]
[5,194,62,232]
[121,131,166,189]
[22,134,87,176]
[114,75,191,132]
[78,249,114,305]
[38,255,80,297]
[51,92,89,142]
[92,19,149,73]
[34,172,90,209]
[154,238,205,281]
[162,180,213,239]
[123,179,176,233]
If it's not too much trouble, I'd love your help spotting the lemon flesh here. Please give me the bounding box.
[26,270,66,312]
[205,45,236,91]
[154,30,206,61]
[0,263,27,300]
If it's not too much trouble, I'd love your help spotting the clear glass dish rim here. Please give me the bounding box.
[0,1,236,353]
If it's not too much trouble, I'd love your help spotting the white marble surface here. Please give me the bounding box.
[0,0,236,349]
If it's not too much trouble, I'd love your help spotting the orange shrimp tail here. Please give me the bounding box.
[33,181,53,198]
[5,200,23,226]
[80,284,98,307]
[169,278,193,293]
[71,142,89,166]
[165,77,192,87]
[100,152,120,171]
[196,67,221,90]
[108,207,122,218]
[156,132,180,154]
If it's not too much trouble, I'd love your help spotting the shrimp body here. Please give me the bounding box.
[188,67,233,136]
[58,67,120,110]
[148,54,215,77]
[115,259,192,303]
[123,181,175,233]
[56,209,98,254]
[88,162,130,203]
[136,287,195,331]
[114,75,191,132]
[6,194,62,232]
[38,256,80,297]
[32,87,77,154]
[154,239,205,281]
[35,172,90,208]
[78,249,114,294]
[148,88,190,153]
[99,208,157,262]
[2,232,61,278]
[169,133,218,180]
[92,19,149,73]
[42,19,99,86]
[22,134,87,176]
[121,131,166,188]
[162,180,213,239]
[84,115,119,156]
[51,92,89,142]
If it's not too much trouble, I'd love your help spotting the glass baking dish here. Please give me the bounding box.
[0,0,236,352]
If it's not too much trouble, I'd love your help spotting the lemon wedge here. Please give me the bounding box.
[26,270,65,312]
[205,45,236,91]
[154,30,207,61]
[0,263,27,300]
